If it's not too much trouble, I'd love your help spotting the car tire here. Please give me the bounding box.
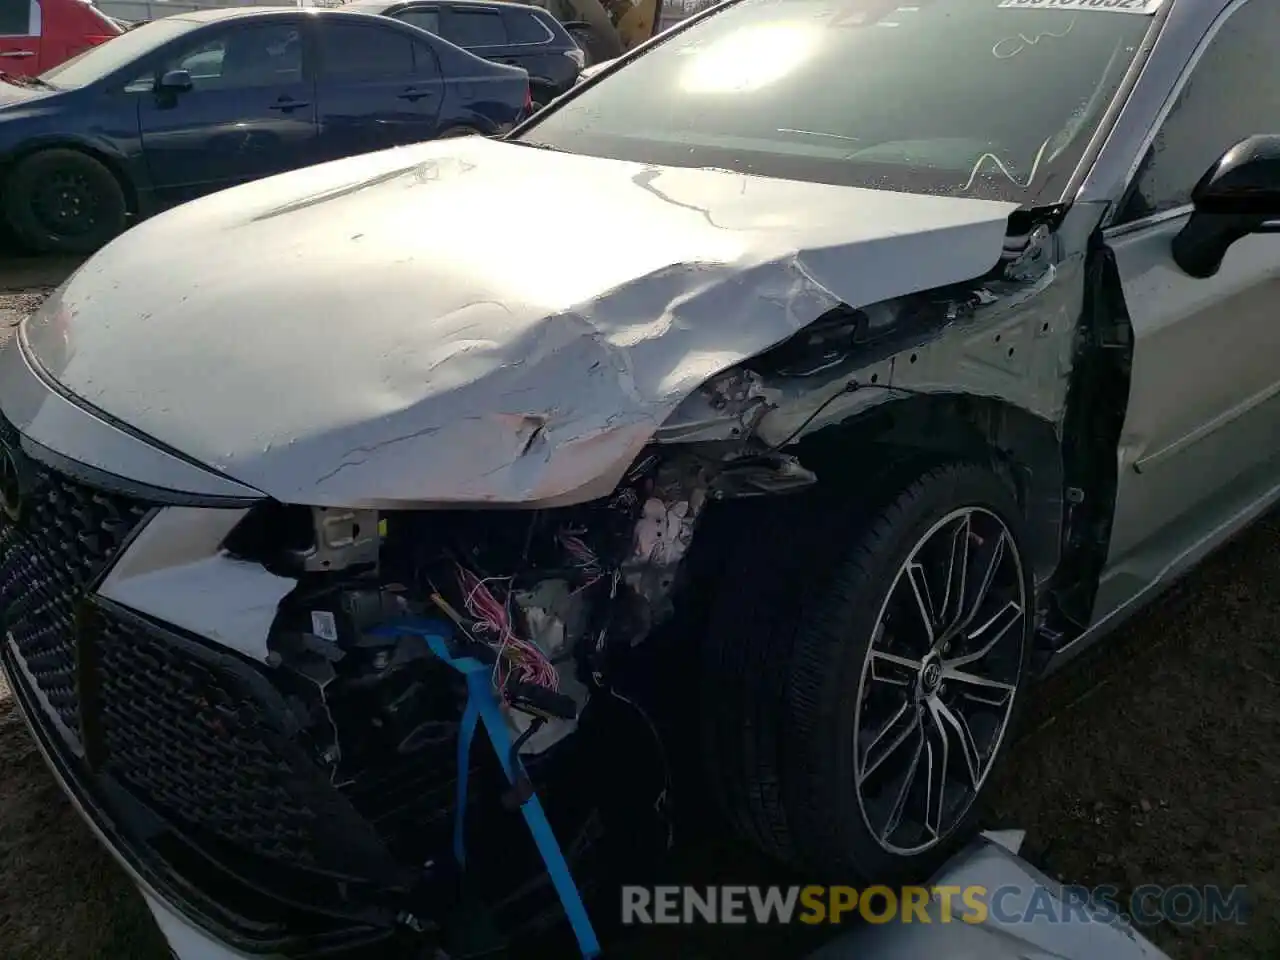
[701,460,1034,883]
[3,148,128,255]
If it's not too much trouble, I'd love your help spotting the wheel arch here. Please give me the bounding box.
[793,392,1065,589]
[1,138,139,218]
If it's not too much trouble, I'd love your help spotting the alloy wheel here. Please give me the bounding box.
[852,506,1027,856]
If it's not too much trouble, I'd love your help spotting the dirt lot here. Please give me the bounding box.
[0,276,1276,960]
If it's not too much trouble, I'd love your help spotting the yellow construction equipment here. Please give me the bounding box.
[535,0,665,64]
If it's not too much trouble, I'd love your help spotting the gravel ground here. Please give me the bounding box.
[0,280,1275,960]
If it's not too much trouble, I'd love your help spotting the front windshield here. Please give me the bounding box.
[40,17,195,89]
[520,0,1156,203]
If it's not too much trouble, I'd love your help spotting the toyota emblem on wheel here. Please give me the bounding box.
[920,660,941,691]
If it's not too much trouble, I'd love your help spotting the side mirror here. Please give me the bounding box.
[157,68,193,92]
[1172,135,1280,278]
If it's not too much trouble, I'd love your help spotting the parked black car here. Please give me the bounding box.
[0,7,532,254]
[350,0,583,105]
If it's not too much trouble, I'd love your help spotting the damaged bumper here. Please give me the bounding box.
[0,362,714,952]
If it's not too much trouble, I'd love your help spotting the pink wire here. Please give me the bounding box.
[455,565,559,692]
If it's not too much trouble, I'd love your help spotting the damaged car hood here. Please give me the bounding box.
[19,136,1018,507]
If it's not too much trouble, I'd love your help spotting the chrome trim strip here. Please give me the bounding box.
[4,631,83,757]
[1134,379,1280,473]
[1101,202,1193,239]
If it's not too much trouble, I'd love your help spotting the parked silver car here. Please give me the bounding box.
[1,0,1275,954]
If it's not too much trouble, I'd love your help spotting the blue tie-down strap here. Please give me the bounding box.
[369,618,602,960]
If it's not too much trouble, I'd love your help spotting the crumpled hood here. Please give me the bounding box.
[22,136,1017,507]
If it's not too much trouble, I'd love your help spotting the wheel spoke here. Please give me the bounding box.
[869,649,922,688]
[946,600,1023,669]
[859,700,920,784]
[933,698,984,787]
[922,708,949,836]
[937,515,971,634]
[880,727,925,841]
[955,529,1009,635]
[906,561,937,645]
[940,665,1016,708]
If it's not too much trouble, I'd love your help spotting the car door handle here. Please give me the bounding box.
[269,98,311,112]
[397,87,433,102]
[0,50,35,58]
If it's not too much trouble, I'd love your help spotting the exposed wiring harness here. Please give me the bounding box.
[454,565,560,693]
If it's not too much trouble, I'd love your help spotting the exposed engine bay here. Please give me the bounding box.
[224,447,820,944]
[261,452,751,761]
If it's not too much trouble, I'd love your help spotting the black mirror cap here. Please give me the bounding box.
[158,69,193,92]
[1191,134,1280,216]
[1172,135,1280,278]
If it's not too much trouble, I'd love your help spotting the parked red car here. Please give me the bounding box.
[0,0,121,77]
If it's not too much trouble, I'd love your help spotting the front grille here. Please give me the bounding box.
[94,609,323,867]
[90,606,400,888]
[0,421,599,944]
[0,419,401,923]
[0,424,151,750]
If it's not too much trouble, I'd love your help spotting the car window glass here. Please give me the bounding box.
[505,11,550,45]
[160,24,303,91]
[1120,1,1280,224]
[318,20,415,76]
[411,38,441,78]
[398,8,440,34]
[450,10,506,47]
[523,0,1152,204]
[0,0,30,35]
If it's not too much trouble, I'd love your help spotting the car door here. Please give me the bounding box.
[312,17,443,161]
[136,19,317,208]
[1097,0,1280,618]
[0,0,39,76]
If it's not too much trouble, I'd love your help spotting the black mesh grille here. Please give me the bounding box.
[0,417,399,896]
[90,606,402,888]
[94,610,323,867]
[0,420,592,938]
[0,426,151,748]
